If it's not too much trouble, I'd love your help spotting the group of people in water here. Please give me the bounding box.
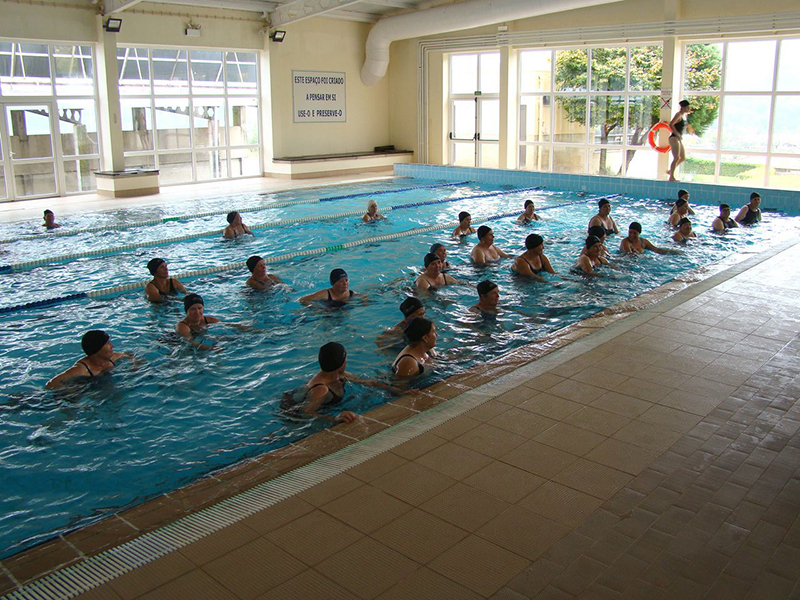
[45,192,764,422]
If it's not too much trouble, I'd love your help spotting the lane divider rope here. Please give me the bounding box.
[0,195,618,315]
[0,180,471,244]
[0,185,543,273]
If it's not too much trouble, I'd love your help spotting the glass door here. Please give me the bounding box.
[3,102,59,199]
[449,98,476,166]
[477,97,500,168]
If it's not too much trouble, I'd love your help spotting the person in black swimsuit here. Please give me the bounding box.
[299,268,357,307]
[46,330,132,389]
[668,199,691,228]
[735,192,762,226]
[43,209,61,230]
[469,280,501,314]
[176,293,250,349]
[588,198,619,236]
[513,233,557,282]
[452,211,476,238]
[712,204,739,233]
[620,222,678,254]
[145,258,187,303]
[377,297,426,349]
[587,226,612,259]
[429,243,452,270]
[668,99,693,181]
[392,318,437,379]
[517,200,540,224]
[245,255,284,290]
[670,190,696,216]
[415,253,460,291]
[223,211,254,239]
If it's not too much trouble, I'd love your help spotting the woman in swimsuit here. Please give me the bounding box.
[43,209,61,230]
[712,205,739,233]
[176,293,250,349]
[145,258,187,303]
[513,234,556,282]
[429,243,452,271]
[672,218,697,243]
[668,199,691,228]
[588,198,619,236]
[299,268,356,307]
[469,280,501,314]
[575,235,610,275]
[452,211,476,238]
[415,253,460,291]
[620,222,678,254]
[245,255,284,290]
[668,100,693,182]
[735,193,762,226]
[376,297,426,350]
[362,199,385,223]
[392,318,436,379]
[517,200,540,224]
[46,330,131,389]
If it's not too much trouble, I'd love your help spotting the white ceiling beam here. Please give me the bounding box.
[269,0,361,27]
[152,0,278,13]
[321,9,378,21]
[104,0,146,14]
[358,0,414,8]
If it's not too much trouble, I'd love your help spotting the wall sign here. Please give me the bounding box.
[292,70,346,123]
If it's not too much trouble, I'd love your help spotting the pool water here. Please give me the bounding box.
[0,177,797,559]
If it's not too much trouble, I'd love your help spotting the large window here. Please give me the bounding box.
[518,44,662,178]
[118,47,260,185]
[0,43,100,200]
[681,38,800,188]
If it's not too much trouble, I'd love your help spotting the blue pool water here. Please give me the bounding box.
[0,177,798,559]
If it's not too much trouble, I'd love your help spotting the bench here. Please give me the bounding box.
[95,169,160,198]
[269,150,414,179]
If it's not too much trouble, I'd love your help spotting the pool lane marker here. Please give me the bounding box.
[0,181,471,245]
[0,195,618,315]
[0,185,542,274]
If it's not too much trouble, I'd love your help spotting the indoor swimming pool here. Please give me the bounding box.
[1,176,798,559]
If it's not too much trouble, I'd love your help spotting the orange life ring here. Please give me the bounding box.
[648,122,672,153]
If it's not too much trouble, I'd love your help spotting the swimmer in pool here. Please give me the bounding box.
[735,192,762,226]
[588,225,612,259]
[362,199,385,223]
[575,235,610,275]
[672,218,697,243]
[620,222,678,254]
[145,258,187,303]
[282,342,401,423]
[668,198,691,228]
[176,293,249,349]
[471,226,511,265]
[668,99,693,182]
[670,190,696,216]
[712,204,739,233]
[245,255,284,290]
[513,234,557,282]
[46,330,132,389]
[415,253,461,291]
[376,297,426,350]
[588,198,619,236]
[517,200,540,224]
[299,268,357,307]
[469,280,500,314]
[452,211,476,238]
[429,243,451,270]
[223,211,254,239]
[43,209,61,230]
[392,318,436,379]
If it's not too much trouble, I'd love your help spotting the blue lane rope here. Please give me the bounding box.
[0,185,543,273]
[0,180,471,244]
[0,194,616,315]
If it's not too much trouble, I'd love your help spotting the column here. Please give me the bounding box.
[95,16,126,172]
[259,35,274,175]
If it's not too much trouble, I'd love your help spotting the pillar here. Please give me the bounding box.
[95,16,126,172]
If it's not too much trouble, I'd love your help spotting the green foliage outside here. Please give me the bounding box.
[684,157,758,178]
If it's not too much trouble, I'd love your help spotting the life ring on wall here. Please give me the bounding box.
[648,122,672,153]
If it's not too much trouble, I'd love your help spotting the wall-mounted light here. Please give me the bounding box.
[103,17,123,33]
[271,30,286,42]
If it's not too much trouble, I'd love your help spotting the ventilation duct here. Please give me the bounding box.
[360,0,625,86]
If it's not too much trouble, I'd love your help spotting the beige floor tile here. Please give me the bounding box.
[501,440,579,479]
[695,365,753,388]
[613,421,682,452]
[421,482,510,532]
[202,538,306,600]
[254,569,358,600]
[453,422,528,458]
[493,386,539,406]
[316,537,419,599]
[414,441,494,480]
[476,504,570,560]
[346,451,408,482]
[297,473,364,507]
[136,570,238,600]
[109,552,195,600]
[370,508,468,563]
[240,496,315,535]
[548,379,609,405]
[585,438,661,475]
[463,461,546,503]
[659,389,721,416]
[518,481,604,527]
[429,535,530,597]
[534,423,607,456]
[522,372,566,392]
[74,588,124,600]
[598,356,651,378]
[638,404,703,434]
[564,406,632,437]
[376,567,482,600]
[265,510,363,565]
[178,521,260,566]
[463,400,513,422]
[571,366,630,391]
[429,416,482,440]
[613,377,671,402]
[632,365,692,388]
[370,461,456,505]
[670,344,724,365]
[517,393,583,420]
[320,485,412,534]
[487,407,559,438]
[677,376,739,401]
[389,433,446,461]
[552,458,632,500]
[590,391,653,418]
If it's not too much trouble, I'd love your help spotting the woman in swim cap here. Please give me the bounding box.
[42,209,61,230]
[245,255,284,290]
[46,330,132,389]
[223,211,254,240]
[469,280,501,314]
[672,218,697,243]
[176,294,252,350]
[362,199,385,223]
[668,199,691,228]
[575,235,610,275]
[415,253,460,291]
[513,234,557,282]
[299,268,357,307]
[145,258,187,303]
[392,318,437,379]
[517,200,540,224]
[429,242,451,270]
[620,222,677,254]
[588,198,619,236]
[375,297,426,352]
[452,211,476,238]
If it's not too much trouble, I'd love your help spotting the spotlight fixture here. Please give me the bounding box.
[271,30,286,42]
[103,17,123,33]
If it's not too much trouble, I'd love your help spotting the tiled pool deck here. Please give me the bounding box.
[3,228,800,598]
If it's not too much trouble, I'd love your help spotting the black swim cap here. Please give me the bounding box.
[678,218,692,228]
[585,235,602,248]
[476,280,498,296]
[318,342,346,372]
[429,243,444,254]
[81,330,109,356]
[226,211,238,224]
[676,198,687,208]
[147,258,166,275]
[400,297,423,317]
[524,200,534,208]
[629,222,642,233]
[750,192,761,200]
[679,99,691,107]
[588,225,606,238]
[477,225,491,240]
[678,189,689,199]
[598,198,610,208]
[43,209,54,217]
[458,211,470,223]
[424,253,441,268]
[404,318,433,343]
[329,268,348,285]
[525,233,543,250]
[183,293,204,312]
[720,204,730,211]
[246,255,263,273]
